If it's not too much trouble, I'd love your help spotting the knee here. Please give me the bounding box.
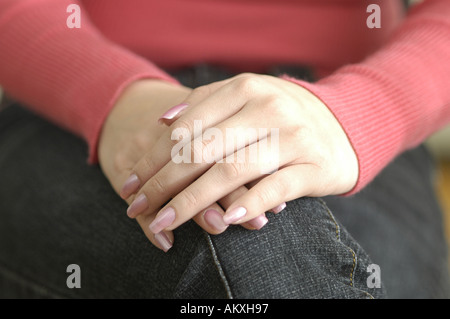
[205,197,385,298]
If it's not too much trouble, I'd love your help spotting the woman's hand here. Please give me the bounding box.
[122,73,359,235]
[98,78,271,252]
[98,79,191,251]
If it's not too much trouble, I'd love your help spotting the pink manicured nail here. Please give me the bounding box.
[271,202,287,214]
[223,206,247,225]
[204,209,228,232]
[154,232,173,252]
[120,174,140,199]
[127,193,148,218]
[247,214,269,230]
[149,207,176,234]
[158,103,188,122]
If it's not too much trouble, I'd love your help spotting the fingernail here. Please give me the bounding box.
[149,207,176,234]
[204,209,228,232]
[223,206,247,225]
[271,202,286,214]
[154,232,173,252]
[158,103,188,122]
[121,174,140,199]
[247,214,269,230]
[127,193,148,218]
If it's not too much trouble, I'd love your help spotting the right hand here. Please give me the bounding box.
[98,79,271,252]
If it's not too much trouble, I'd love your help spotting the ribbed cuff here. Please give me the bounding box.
[284,69,413,195]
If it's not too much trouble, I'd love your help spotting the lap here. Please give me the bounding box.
[0,105,383,298]
[0,105,226,298]
[326,145,450,298]
[1,104,449,298]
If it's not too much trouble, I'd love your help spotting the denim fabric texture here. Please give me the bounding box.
[0,66,448,298]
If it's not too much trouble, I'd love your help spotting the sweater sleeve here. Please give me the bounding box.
[285,0,450,195]
[0,0,179,163]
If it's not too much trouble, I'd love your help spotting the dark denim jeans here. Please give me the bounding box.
[0,66,449,298]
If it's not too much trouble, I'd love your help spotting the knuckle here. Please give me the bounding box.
[234,74,262,94]
[189,136,211,164]
[252,187,273,208]
[180,188,200,208]
[191,85,210,98]
[149,175,167,196]
[259,94,289,118]
[238,72,257,80]
[216,162,245,181]
[263,94,288,112]
[143,154,156,173]
[289,124,310,144]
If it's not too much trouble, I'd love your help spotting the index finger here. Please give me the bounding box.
[120,76,249,200]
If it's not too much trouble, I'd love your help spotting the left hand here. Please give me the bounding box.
[98,79,191,251]
[123,73,359,234]
[98,78,269,252]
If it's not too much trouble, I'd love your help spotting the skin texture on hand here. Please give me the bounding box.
[98,79,192,251]
[98,78,271,252]
[122,73,359,247]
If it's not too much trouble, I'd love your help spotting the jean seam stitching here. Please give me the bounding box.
[203,230,234,299]
[318,199,375,299]
[0,259,70,298]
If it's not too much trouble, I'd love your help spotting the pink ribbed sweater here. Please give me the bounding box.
[0,0,449,194]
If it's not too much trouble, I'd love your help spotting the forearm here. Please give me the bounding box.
[0,0,178,163]
[286,0,450,194]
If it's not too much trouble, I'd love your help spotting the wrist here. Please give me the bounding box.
[110,79,189,117]
[101,79,190,136]
[97,79,191,170]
